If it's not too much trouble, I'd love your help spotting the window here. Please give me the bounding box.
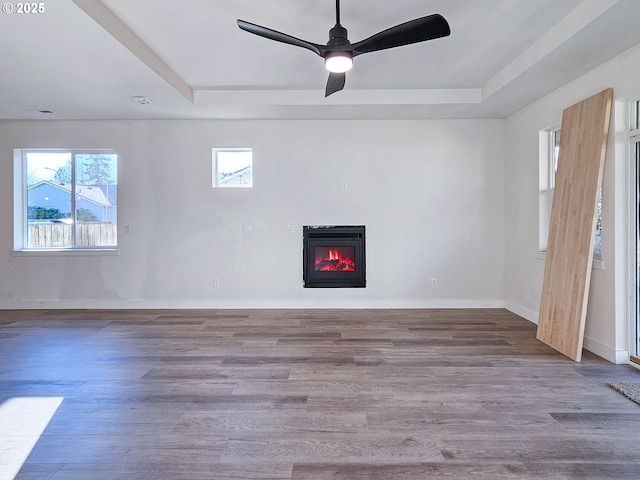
[212,148,253,188]
[629,99,640,360]
[538,128,558,252]
[550,128,561,189]
[539,129,601,258]
[632,133,640,360]
[14,149,118,250]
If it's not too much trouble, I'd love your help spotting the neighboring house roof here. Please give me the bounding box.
[220,166,251,185]
[29,180,111,206]
[94,184,118,206]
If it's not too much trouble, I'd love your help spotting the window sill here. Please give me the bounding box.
[536,251,604,270]
[12,249,119,257]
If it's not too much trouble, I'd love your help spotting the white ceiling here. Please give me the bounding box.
[1,0,639,120]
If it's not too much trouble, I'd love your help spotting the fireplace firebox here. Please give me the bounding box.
[303,225,366,288]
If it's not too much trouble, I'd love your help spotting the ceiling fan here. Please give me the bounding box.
[237,0,450,97]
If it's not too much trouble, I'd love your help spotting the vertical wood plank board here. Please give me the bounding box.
[536,88,613,361]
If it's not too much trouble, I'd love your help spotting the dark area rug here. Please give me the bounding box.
[608,382,640,405]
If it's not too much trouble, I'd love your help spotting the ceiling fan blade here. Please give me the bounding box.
[351,14,450,56]
[237,19,325,57]
[325,72,346,97]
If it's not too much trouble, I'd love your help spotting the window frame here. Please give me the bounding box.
[628,98,640,361]
[538,127,603,266]
[13,148,119,254]
[212,148,253,188]
[550,128,560,190]
[632,98,640,131]
[538,127,559,253]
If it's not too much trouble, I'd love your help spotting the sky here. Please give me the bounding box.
[216,149,252,174]
[26,152,117,184]
[26,152,71,182]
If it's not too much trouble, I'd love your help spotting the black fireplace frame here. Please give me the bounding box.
[303,225,366,288]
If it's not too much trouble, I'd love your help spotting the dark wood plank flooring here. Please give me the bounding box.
[1,308,639,479]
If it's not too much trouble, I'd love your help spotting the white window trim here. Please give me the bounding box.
[537,126,603,268]
[631,98,640,132]
[13,148,119,254]
[212,148,253,188]
[627,96,640,359]
[11,249,119,257]
[536,250,605,270]
[538,127,558,252]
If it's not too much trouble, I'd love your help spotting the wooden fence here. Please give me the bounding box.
[28,222,117,247]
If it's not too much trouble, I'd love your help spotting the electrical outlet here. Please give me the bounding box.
[431,278,437,287]
[289,224,297,234]
[214,279,220,288]
[341,180,348,190]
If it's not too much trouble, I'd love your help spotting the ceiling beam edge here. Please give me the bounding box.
[193,88,482,106]
[70,0,194,103]
[481,0,619,102]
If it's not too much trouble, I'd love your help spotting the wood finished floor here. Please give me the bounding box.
[1,308,640,479]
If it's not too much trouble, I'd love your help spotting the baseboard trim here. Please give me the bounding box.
[583,336,629,364]
[504,301,539,324]
[503,302,630,364]
[0,298,507,310]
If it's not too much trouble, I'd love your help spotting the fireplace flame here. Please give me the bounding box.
[315,247,356,272]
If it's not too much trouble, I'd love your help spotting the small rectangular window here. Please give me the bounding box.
[15,149,118,250]
[632,99,640,131]
[212,148,253,188]
[550,129,560,189]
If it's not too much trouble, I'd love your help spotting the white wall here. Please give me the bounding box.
[505,43,640,363]
[0,119,506,309]
[3,45,638,362]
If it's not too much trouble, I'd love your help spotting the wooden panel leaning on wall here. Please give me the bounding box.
[537,88,613,361]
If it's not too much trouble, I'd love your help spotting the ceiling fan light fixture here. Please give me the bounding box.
[238,0,450,96]
[325,52,353,73]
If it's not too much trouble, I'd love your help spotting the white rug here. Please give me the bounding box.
[608,382,640,405]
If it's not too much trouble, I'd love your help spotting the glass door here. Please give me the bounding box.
[634,136,640,362]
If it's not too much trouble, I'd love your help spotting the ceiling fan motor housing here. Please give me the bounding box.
[328,25,349,47]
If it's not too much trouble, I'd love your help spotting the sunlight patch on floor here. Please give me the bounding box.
[0,397,63,480]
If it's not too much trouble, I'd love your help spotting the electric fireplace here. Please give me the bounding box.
[303,225,366,288]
